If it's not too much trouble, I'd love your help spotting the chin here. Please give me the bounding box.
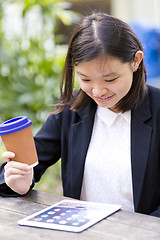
[96,102,110,108]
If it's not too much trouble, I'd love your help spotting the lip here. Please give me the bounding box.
[94,95,114,103]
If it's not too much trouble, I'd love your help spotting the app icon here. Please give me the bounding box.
[54,208,61,212]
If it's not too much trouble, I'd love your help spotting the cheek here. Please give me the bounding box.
[115,77,133,96]
[78,83,91,94]
[124,77,133,94]
[82,87,91,94]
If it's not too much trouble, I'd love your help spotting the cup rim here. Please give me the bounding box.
[0,116,32,135]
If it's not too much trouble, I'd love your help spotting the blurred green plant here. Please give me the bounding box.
[0,0,80,129]
[0,0,80,194]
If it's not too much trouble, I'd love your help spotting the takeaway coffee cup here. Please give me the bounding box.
[0,116,38,167]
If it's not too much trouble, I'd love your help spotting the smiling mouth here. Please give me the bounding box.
[95,95,114,102]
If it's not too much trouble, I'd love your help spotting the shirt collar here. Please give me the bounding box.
[96,106,131,127]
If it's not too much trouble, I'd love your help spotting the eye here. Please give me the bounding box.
[81,79,90,82]
[105,77,118,83]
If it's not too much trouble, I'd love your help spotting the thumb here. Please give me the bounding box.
[2,151,15,162]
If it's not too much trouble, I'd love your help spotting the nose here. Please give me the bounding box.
[92,86,107,96]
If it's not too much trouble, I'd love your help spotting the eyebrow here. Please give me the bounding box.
[76,70,118,78]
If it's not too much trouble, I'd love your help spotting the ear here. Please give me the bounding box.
[132,50,144,72]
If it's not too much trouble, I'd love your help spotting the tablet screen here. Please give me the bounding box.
[18,200,121,232]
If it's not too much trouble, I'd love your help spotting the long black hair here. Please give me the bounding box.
[55,12,147,113]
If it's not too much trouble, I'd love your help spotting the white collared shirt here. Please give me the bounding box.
[80,106,134,212]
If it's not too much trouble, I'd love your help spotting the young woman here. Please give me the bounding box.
[0,12,160,217]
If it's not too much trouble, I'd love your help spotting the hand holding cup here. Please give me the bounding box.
[2,151,33,195]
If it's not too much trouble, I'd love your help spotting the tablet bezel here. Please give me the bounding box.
[18,199,121,233]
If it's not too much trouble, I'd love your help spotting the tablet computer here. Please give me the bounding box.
[18,199,121,233]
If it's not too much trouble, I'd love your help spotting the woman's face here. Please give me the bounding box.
[76,56,134,112]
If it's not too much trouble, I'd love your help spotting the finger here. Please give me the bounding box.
[5,167,31,178]
[5,174,30,190]
[4,161,31,171]
[2,151,15,161]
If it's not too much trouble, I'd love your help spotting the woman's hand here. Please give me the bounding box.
[2,151,33,195]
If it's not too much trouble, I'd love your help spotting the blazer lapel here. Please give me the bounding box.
[131,98,152,211]
[70,102,97,199]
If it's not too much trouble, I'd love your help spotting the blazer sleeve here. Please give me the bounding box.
[33,113,62,183]
[150,207,160,217]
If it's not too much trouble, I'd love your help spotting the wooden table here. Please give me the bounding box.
[0,190,160,240]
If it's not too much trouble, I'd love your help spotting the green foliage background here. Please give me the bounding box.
[0,0,80,194]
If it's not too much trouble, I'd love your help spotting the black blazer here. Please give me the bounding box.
[0,85,160,217]
[33,85,160,217]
